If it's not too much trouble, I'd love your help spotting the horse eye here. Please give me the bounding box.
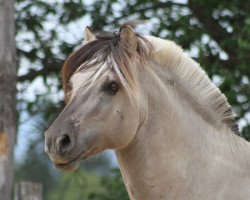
[102,81,119,95]
[110,82,119,92]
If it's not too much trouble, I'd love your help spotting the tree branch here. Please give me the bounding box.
[188,0,231,43]
[109,1,188,25]
[18,61,62,82]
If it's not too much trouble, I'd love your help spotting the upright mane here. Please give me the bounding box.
[61,27,239,135]
[145,35,239,135]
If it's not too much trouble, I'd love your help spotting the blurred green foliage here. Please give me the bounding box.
[16,0,250,136]
[15,0,250,199]
[15,137,128,200]
[48,169,128,200]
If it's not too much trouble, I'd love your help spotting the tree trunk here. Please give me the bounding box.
[14,182,43,200]
[0,0,16,199]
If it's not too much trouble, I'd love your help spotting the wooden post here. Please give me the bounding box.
[0,0,16,199]
[14,182,43,200]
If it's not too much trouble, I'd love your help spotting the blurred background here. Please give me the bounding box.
[1,0,250,199]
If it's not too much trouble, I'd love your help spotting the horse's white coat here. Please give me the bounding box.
[46,28,250,200]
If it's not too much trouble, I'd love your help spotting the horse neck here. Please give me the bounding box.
[115,64,250,200]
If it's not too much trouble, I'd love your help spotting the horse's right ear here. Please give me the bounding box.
[83,26,96,43]
[119,25,137,55]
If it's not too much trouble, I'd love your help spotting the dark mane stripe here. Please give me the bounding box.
[62,29,151,101]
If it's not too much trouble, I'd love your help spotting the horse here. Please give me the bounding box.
[45,25,250,200]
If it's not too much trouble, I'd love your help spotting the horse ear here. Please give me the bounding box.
[120,25,137,54]
[84,26,96,43]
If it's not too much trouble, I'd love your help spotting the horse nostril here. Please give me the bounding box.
[57,134,73,154]
[62,135,70,147]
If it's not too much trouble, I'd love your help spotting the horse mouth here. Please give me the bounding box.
[54,153,82,171]
[53,147,97,171]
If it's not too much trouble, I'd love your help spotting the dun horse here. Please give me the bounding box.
[45,25,250,200]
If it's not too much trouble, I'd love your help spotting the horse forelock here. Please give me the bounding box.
[62,30,151,102]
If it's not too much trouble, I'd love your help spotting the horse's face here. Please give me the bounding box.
[45,67,140,171]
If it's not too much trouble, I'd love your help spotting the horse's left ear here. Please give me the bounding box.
[83,26,96,43]
[119,25,137,54]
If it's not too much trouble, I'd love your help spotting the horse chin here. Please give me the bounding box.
[54,159,81,172]
[53,151,85,171]
[53,147,99,171]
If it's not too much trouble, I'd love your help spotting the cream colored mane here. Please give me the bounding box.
[145,35,239,135]
[63,29,239,135]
